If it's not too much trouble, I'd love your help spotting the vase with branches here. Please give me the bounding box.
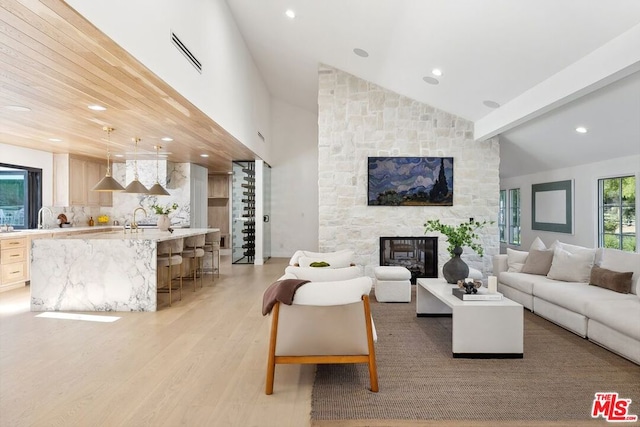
[424,219,492,283]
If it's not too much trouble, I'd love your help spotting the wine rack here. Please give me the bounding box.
[241,163,255,262]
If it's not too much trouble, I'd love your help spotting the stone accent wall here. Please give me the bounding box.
[317,65,500,276]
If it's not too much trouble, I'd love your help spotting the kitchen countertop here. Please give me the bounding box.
[0,226,120,239]
[29,227,219,312]
[56,228,215,242]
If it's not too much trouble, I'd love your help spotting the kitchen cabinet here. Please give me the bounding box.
[208,174,229,198]
[207,174,230,248]
[54,154,113,207]
[0,237,27,292]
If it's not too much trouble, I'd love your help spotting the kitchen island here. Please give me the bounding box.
[30,228,215,312]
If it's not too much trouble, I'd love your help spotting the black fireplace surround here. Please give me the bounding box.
[379,237,438,284]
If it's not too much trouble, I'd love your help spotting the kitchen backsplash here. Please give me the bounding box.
[44,161,193,228]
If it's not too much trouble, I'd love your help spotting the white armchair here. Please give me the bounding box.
[265,276,378,395]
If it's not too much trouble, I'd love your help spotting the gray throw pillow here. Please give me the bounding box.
[521,249,554,275]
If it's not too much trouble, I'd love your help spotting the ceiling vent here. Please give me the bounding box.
[171,31,202,73]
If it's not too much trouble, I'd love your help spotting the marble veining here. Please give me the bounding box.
[30,228,213,312]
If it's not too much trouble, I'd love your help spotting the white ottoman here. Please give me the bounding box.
[374,266,412,303]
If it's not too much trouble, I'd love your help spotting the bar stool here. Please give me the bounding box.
[182,234,205,291]
[203,230,221,282]
[157,238,184,306]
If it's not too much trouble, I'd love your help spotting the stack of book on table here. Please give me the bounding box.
[452,288,503,301]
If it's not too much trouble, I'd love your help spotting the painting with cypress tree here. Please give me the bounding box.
[367,157,454,206]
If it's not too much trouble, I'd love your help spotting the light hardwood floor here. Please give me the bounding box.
[0,257,315,427]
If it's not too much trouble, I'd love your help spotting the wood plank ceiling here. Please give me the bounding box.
[0,0,257,173]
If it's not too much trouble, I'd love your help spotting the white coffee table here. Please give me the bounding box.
[416,278,523,358]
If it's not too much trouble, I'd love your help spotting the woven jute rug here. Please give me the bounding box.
[311,291,640,426]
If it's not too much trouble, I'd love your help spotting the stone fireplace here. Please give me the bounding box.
[379,237,438,284]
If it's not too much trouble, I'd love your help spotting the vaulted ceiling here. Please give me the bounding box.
[225,0,640,177]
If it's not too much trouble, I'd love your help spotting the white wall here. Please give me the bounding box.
[270,99,319,257]
[65,0,272,163]
[500,154,640,251]
[0,143,53,205]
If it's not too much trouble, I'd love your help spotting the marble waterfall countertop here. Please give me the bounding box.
[0,225,121,239]
[53,228,212,242]
[30,228,216,312]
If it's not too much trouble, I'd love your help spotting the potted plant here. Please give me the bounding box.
[424,219,492,284]
[150,203,178,231]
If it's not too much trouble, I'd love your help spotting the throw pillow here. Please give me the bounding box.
[521,249,554,275]
[599,248,640,295]
[506,248,528,273]
[529,237,547,251]
[589,265,633,294]
[547,247,595,283]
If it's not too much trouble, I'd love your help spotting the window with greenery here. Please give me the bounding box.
[499,189,507,242]
[509,188,521,245]
[599,176,636,252]
[0,170,27,228]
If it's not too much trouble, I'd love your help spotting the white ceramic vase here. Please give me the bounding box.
[157,214,170,231]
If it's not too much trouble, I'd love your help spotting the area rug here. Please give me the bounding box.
[311,292,640,424]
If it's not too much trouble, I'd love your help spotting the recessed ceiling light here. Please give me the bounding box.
[161,137,173,142]
[422,76,439,85]
[114,154,124,158]
[483,100,501,109]
[200,154,209,158]
[285,9,295,19]
[353,48,369,58]
[88,104,107,111]
[575,126,588,134]
[4,105,31,112]
[431,68,443,77]
[48,138,63,142]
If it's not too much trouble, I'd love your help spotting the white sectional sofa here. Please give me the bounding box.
[493,239,640,365]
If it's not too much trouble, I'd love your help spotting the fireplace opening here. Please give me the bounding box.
[379,237,438,284]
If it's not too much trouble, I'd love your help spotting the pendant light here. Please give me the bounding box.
[124,137,149,194]
[148,145,170,196]
[92,127,125,192]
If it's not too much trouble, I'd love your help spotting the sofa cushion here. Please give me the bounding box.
[289,249,352,266]
[599,248,640,295]
[547,247,595,283]
[284,265,362,282]
[589,265,633,294]
[507,248,528,272]
[499,272,537,294]
[298,251,354,269]
[585,299,640,341]
[521,249,554,275]
[534,280,636,316]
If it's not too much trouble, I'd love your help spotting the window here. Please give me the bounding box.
[498,189,507,242]
[509,188,521,245]
[0,164,42,229]
[598,176,636,252]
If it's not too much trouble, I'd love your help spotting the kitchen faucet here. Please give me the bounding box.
[132,207,147,233]
[37,207,53,229]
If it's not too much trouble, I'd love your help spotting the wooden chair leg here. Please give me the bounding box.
[362,295,379,392]
[265,302,280,395]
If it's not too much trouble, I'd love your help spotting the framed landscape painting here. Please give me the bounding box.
[368,157,454,206]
